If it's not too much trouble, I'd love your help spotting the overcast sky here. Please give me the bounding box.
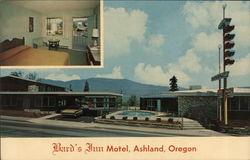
[1,1,250,88]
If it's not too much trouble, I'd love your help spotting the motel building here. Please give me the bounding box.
[140,87,250,121]
[0,76,122,112]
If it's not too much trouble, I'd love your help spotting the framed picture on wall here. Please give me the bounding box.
[29,17,34,32]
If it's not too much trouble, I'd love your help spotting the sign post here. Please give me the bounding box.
[211,71,229,81]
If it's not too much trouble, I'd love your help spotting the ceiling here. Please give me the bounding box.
[8,0,99,14]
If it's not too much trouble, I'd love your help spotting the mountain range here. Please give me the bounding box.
[41,78,180,99]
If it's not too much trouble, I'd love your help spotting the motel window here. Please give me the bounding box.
[43,96,49,106]
[49,97,55,106]
[16,96,23,107]
[109,98,115,103]
[109,103,115,108]
[240,97,250,111]
[96,103,103,108]
[46,17,63,36]
[96,98,103,102]
[73,17,88,37]
[36,96,42,108]
[6,96,10,106]
[230,97,240,111]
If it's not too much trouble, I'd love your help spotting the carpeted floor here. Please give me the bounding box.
[57,48,88,65]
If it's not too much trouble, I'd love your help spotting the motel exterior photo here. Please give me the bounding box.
[1,75,250,128]
[0,76,123,112]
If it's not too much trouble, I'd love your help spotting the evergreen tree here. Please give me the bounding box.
[69,84,73,91]
[84,80,90,92]
[169,75,178,91]
[25,72,38,80]
[10,71,23,77]
[128,95,137,106]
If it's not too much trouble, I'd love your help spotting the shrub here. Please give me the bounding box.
[168,118,174,123]
[110,116,115,119]
[145,117,149,121]
[101,115,106,119]
[122,116,128,120]
[156,118,161,122]
[133,117,138,121]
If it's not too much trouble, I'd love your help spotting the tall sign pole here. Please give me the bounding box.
[218,44,222,90]
[222,4,228,125]
[218,44,222,121]
[217,4,236,125]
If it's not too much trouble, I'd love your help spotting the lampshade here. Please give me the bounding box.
[92,28,99,38]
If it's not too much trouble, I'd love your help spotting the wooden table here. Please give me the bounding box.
[48,39,60,50]
[87,45,100,65]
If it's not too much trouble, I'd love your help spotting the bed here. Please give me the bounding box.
[0,37,70,66]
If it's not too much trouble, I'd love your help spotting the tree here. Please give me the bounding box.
[83,80,89,92]
[169,75,178,91]
[128,95,137,106]
[10,71,23,77]
[9,71,40,81]
[69,84,73,91]
[25,72,38,80]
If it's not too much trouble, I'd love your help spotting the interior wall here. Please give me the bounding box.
[41,9,96,49]
[0,1,42,46]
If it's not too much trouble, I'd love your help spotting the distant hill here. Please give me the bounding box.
[40,78,178,99]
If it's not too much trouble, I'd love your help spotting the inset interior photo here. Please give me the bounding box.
[0,0,101,67]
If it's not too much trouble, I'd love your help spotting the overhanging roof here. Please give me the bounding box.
[141,88,250,98]
[0,91,123,97]
[0,75,65,89]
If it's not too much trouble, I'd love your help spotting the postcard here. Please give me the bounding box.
[0,0,249,160]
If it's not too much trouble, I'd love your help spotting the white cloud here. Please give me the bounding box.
[228,54,250,76]
[134,63,170,86]
[143,34,165,53]
[234,25,250,47]
[192,32,220,52]
[204,66,215,73]
[183,1,250,47]
[45,74,80,82]
[134,63,191,86]
[183,1,214,28]
[104,7,148,56]
[177,49,202,73]
[167,63,191,85]
[147,34,165,48]
[96,66,124,79]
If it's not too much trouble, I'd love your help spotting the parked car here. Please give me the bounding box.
[61,105,83,118]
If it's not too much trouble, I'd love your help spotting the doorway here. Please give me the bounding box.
[72,17,88,51]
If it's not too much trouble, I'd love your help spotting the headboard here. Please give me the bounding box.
[0,37,25,53]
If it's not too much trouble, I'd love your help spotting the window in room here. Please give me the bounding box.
[73,17,88,37]
[46,17,63,36]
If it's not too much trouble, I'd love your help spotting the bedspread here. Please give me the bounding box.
[0,45,70,66]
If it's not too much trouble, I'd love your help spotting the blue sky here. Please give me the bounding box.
[1,1,250,88]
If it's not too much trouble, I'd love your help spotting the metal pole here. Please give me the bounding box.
[222,4,228,125]
[218,44,222,121]
[218,44,222,90]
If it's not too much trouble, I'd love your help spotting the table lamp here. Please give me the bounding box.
[92,28,99,46]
